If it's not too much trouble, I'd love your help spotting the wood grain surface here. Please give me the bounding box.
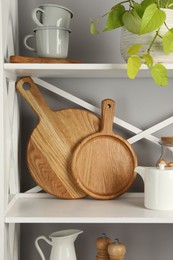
[10,55,80,63]
[72,99,138,199]
[16,77,100,199]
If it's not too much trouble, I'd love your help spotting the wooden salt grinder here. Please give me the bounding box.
[108,239,126,260]
[96,233,112,260]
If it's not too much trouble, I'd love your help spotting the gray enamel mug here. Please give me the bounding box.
[24,27,71,58]
[32,4,73,28]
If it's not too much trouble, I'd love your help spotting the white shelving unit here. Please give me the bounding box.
[5,193,173,224]
[4,62,173,79]
[1,0,173,260]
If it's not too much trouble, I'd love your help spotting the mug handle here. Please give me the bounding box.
[35,236,52,260]
[24,34,36,52]
[32,7,45,27]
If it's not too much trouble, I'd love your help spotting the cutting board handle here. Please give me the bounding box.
[16,77,51,119]
[101,99,115,135]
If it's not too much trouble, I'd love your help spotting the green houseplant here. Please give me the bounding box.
[90,0,173,86]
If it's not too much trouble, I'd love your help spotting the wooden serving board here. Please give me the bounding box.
[10,55,80,63]
[16,77,100,199]
[72,99,138,200]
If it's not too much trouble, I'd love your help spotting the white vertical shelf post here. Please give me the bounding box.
[0,1,7,259]
[0,0,19,260]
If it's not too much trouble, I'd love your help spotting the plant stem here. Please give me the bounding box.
[112,0,130,7]
[147,30,160,53]
[157,0,160,8]
[164,21,170,30]
[111,0,132,10]
[129,0,134,8]
[97,0,131,21]
[157,33,163,39]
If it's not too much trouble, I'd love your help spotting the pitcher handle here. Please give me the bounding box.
[32,7,45,27]
[35,235,52,260]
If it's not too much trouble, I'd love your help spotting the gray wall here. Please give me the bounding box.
[18,0,123,63]
[18,0,173,259]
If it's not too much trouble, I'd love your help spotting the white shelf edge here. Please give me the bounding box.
[5,193,173,224]
[3,63,129,79]
[4,63,173,79]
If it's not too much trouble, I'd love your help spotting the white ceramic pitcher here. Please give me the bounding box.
[35,229,83,260]
[135,165,173,210]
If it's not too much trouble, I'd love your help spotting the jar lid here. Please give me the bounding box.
[159,137,173,146]
[161,136,173,141]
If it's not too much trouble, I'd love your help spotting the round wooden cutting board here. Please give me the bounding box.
[72,99,138,199]
[16,77,101,199]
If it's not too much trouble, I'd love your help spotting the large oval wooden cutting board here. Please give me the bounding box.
[72,99,138,199]
[16,77,100,199]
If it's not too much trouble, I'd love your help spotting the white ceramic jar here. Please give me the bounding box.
[135,165,173,210]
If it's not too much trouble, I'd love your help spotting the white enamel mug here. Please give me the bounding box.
[24,27,71,58]
[32,4,73,28]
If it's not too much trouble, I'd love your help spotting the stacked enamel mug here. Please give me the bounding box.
[24,4,73,58]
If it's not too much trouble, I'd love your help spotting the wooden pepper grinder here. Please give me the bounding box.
[96,233,112,260]
[108,239,126,260]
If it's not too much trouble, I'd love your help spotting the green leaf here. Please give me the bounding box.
[122,9,142,34]
[139,4,166,34]
[163,29,173,54]
[141,0,156,10]
[142,53,153,67]
[127,56,142,79]
[167,0,173,9]
[133,2,144,18]
[127,44,142,55]
[159,0,173,8]
[90,21,99,35]
[151,64,168,86]
[168,3,173,9]
[104,5,125,31]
